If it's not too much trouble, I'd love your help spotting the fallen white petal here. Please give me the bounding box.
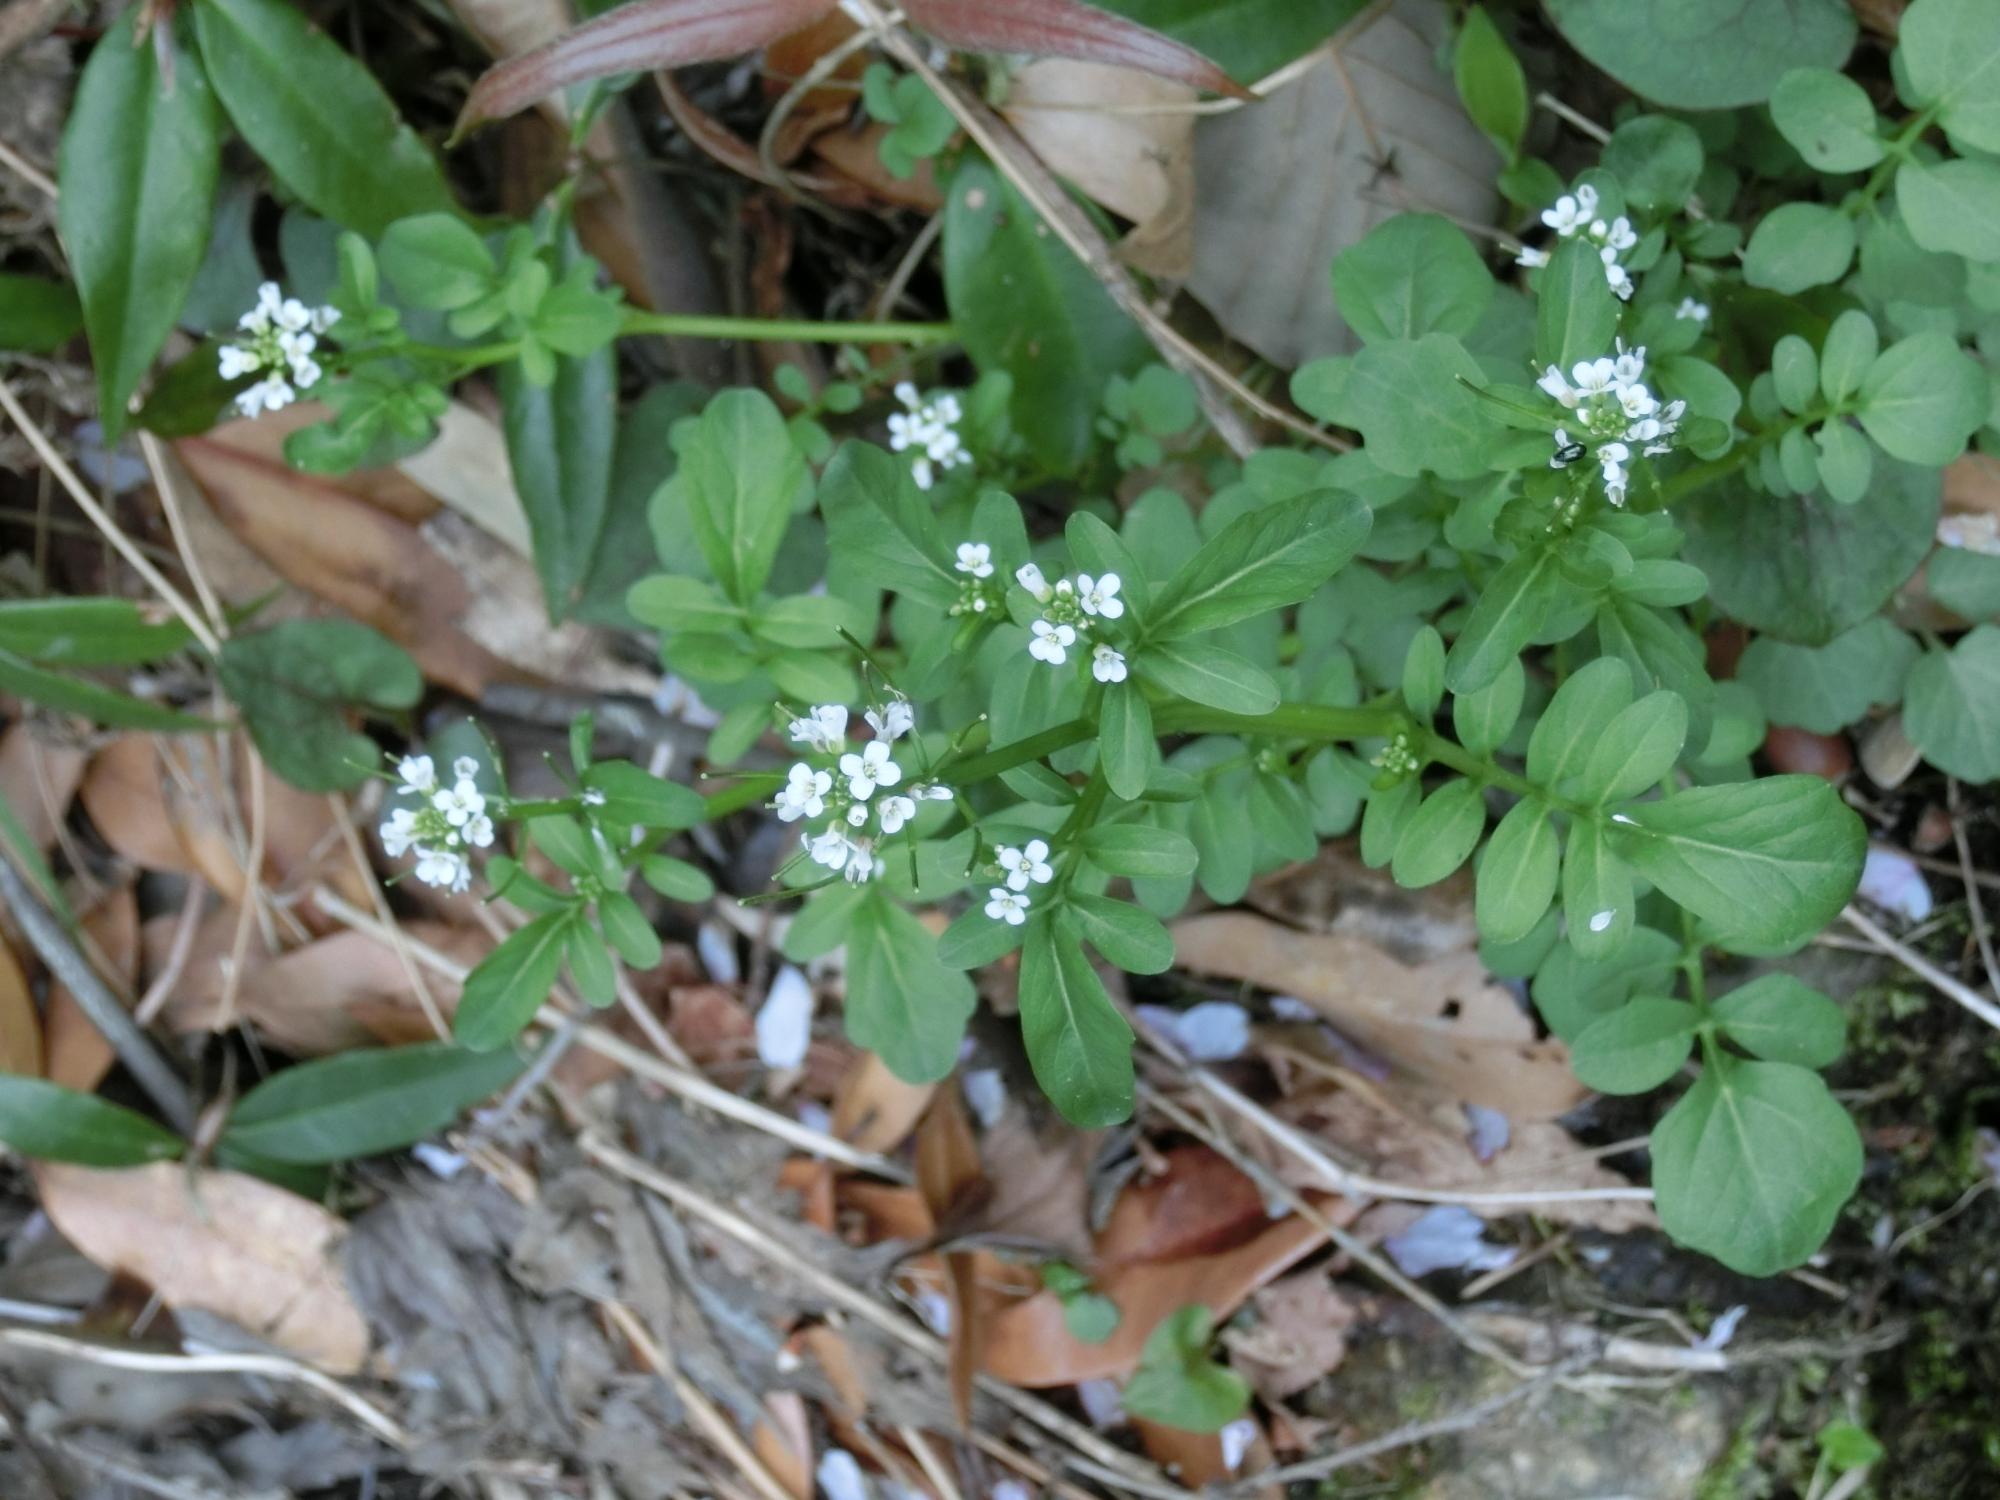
[1859,845,1932,922]
[1383,1205,1515,1278]
[817,1450,870,1500]
[697,921,741,984]
[755,965,815,1069]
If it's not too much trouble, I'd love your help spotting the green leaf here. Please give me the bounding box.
[1151,489,1371,638]
[1857,331,1988,466]
[1532,924,1680,1041]
[628,575,745,635]
[0,273,83,353]
[1898,0,2000,155]
[1818,1421,1885,1474]
[1570,997,1697,1094]
[1527,656,1633,789]
[1894,158,2000,262]
[1068,893,1174,975]
[0,1077,184,1167]
[0,599,195,667]
[1711,973,1845,1068]
[581,760,705,829]
[1930,548,2000,620]
[1813,421,1873,505]
[943,158,1148,472]
[1682,458,1940,646]
[819,441,957,606]
[1610,777,1865,952]
[218,620,422,792]
[194,0,453,237]
[1742,203,1855,294]
[565,917,616,1005]
[780,883,869,962]
[676,389,808,607]
[1358,775,1418,870]
[1454,6,1529,158]
[1600,115,1704,212]
[221,1043,525,1163]
[501,240,616,622]
[1904,625,2000,781]
[1769,68,1883,171]
[1476,798,1559,945]
[1080,822,1200,879]
[1390,777,1485,888]
[1562,820,1632,958]
[1445,547,1560,693]
[1343,335,1505,481]
[1453,654,1525,757]
[1818,309,1879,405]
[1138,641,1279,715]
[1121,1305,1251,1433]
[1771,336,1819,416]
[1019,918,1134,1127]
[846,890,976,1083]
[1735,619,1917,733]
[1089,0,1367,83]
[1574,690,1688,805]
[640,854,714,903]
[1331,214,1493,345]
[1062,1292,1122,1344]
[59,12,222,441]
[0,649,212,732]
[1099,684,1157,803]
[938,905,1027,970]
[1651,1055,1861,1275]
[379,214,496,310]
[1543,0,1855,110]
[1400,625,1444,721]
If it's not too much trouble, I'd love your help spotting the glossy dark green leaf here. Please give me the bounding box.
[1535,238,1620,372]
[222,1043,525,1162]
[0,273,83,353]
[846,889,976,1082]
[456,911,574,1050]
[1445,547,1559,693]
[59,12,222,440]
[0,1077,183,1167]
[195,0,455,237]
[0,599,195,667]
[675,389,809,607]
[1019,917,1134,1127]
[218,620,423,791]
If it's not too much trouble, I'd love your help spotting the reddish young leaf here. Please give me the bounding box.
[456,0,834,133]
[903,0,1251,98]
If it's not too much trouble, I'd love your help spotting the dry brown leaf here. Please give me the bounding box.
[1003,59,1196,277]
[173,423,507,698]
[830,1053,936,1155]
[1225,1270,1356,1399]
[0,932,40,1077]
[1173,911,1588,1120]
[36,1163,371,1372]
[811,126,947,210]
[970,1105,1094,1262]
[1187,0,1498,364]
[753,1391,816,1500]
[915,1089,985,1428]
[78,735,195,875]
[1248,842,1476,964]
[1136,1415,1272,1489]
[980,1201,1349,1386]
[0,722,86,857]
[1096,1144,1270,1269]
[1943,451,2000,521]
[43,887,139,1091]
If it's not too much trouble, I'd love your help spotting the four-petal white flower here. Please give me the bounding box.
[1092,644,1127,683]
[1029,619,1076,664]
[775,764,833,823]
[1077,573,1123,619]
[997,840,1054,892]
[789,703,849,752]
[839,740,901,799]
[956,542,994,578]
[986,887,1031,926]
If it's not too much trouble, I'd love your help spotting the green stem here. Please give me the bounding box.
[1847,105,1939,218]
[619,310,957,346]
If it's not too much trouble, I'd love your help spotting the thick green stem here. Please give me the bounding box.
[620,311,956,346]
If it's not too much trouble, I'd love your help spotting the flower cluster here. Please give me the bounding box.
[984,838,1054,926]
[887,382,971,491]
[218,282,339,418]
[1016,564,1127,683]
[1675,296,1711,325]
[381,755,495,893]
[778,701,949,884]
[1536,342,1684,507]
[1516,184,1638,301]
[952,539,1002,618]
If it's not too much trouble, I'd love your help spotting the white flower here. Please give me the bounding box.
[911,457,936,491]
[1541,193,1591,236]
[877,794,918,834]
[217,344,260,379]
[843,842,882,884]
[1602,254,1634,301]
[806,825,852,872]
[956,542,994,578]
[1091,644,1127,684]
[452,756,480,782]
[1536,365,1579,408]
[1029,619,1075,665]
[413,845,472,893]
[839,740,901,799]
[312,305,340,334]
[1676,296,1711,324]
[913,782,955,803]
[789,703,848,752]
[1618,383,1658,420]
[581,788,607,808]
[233,375,295,418]
[894,380,920,408]
[1612,344,1647,387]
[1594,216,1638,253]
[1076,573,1123,619]
[434,779,485,827]
[381,807,420,857]
[1572,359,1619,399]
[986,887,1031,926]
[997,839,1054,892]
[865,700,914,741]
[462,812,496,849]
[845,802,870,827]
[1515,245,1549,268]
[775,763,832,823]
[1549,428,1576,469]
[1016,562,1053,602]
[397,754,438,797]
[1661,399,1686,425]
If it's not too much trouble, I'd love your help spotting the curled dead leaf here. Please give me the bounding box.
[1172,911,1588,1120]
[830,1052,936,1155]
[0,722,86,859]
[35,1163,371,1373]
[43,887,138,1092]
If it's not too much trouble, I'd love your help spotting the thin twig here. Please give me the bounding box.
[875,212,944,324]
[0,1326,408,1447]
[1948,780,2000,998]
[137,431,230,640]
[580,1131,1173,1492]
[0,379,222,656]
[757,12,895,191]
[217,739,268,1031]
[1842,903,2000,1031]
[1535,91,1612,145]
[0,137,56,198]
[0,855,198,1135]
[323,798,451,1041]
[134,878,208,1025]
